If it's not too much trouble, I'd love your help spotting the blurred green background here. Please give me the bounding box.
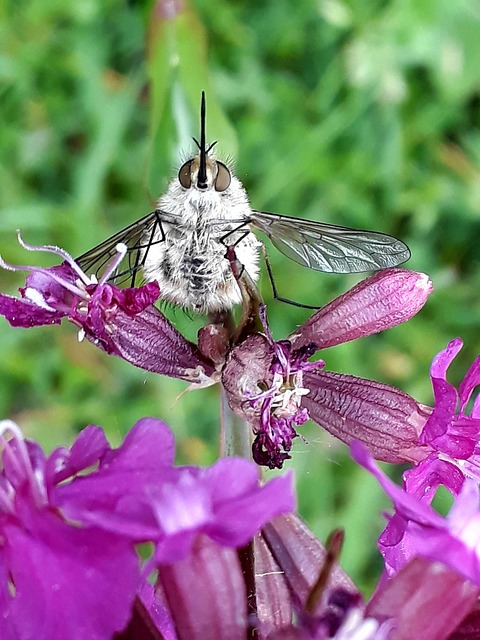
[1,0,480,593]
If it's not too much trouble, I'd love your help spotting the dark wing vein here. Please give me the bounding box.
[249,210,410,273]
[76,210,164,286]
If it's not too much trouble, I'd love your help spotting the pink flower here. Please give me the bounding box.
[352,440,480,587]
[0,417,295,640]
[0,236,435,469]
[223,270,433,468]
[0,236,214,383]
[415,338,480,491]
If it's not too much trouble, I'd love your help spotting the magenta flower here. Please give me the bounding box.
[352,440,480,587]
[0,236,215,383]
[0,237,434,469]
[414,338,480,490]
[366,557,479,640]
[0,417,295,640]
[54,421,295,562]
[50,418,295,560]
[216,514,477,640]
[0,419,140,640]
[223,269,433,468]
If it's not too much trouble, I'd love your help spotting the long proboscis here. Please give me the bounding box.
[197,91,208,189]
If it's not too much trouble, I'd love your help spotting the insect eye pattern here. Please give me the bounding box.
[178,160,193,189]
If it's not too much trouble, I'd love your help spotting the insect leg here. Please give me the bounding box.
[262,246,321,310]
[219,220,251,250]
[224,243,265,343]
[219,220,255,281]
[221,222,321,310]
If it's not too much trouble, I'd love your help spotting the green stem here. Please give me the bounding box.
[219,387,252,459]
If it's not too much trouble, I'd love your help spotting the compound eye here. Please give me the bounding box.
[215,162,231,192]
[178,160,193,188]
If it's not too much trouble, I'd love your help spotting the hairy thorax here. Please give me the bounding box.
[141,175,261,314]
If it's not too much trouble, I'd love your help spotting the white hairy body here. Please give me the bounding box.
[142,156,261,314]
[76,95,411,314]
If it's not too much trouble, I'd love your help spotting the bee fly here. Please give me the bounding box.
[77,92,410,315]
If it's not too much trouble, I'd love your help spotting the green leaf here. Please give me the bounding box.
[146,0,237,197]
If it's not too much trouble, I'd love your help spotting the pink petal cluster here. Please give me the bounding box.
[0,239,214,383]
[223,269,433,468]
[0,418,294,640]
[416,338,480,490]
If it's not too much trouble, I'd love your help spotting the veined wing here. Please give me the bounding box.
[76,210,164,286]
[249,210,410,273]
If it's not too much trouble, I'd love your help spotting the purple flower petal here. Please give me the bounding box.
[1,499,139,640]
[460,355,480,415]
[150,463,295,563]
[418,339,480,474]
[199,460,295,547]
[403,455,465,501]
[105,281,161,314]
[352,441,480,586]
[0,262,80,328]
[303,371,431,463]
[99,303,215,382]
[47,425,110,485]
[367,557,479,640]
[421,339,463,443]
[351,441,445,527]
[101,417,176,469]
[53,418,177,539]
[22,262,78,306]
[0,293,64,327]
[290,269,432,351]
[157,535,247,640]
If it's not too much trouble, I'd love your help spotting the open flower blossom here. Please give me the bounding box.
[352,440,480,588]
[372,338,480,550]
[0,237,435,469]
[0,235,215,383]
[223,270,433,468]
[0,417,294,640]
[412,337,480,494]
[0,419,139,640]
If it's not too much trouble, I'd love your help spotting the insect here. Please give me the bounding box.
[77,92,410,315]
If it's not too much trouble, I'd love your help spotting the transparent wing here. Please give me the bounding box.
[76,210,164,286]
[249,210,410,273]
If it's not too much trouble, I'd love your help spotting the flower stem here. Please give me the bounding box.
[238,540,259,640]
[220,387,252,459]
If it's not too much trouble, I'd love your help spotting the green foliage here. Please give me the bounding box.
[1,0,480,591]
